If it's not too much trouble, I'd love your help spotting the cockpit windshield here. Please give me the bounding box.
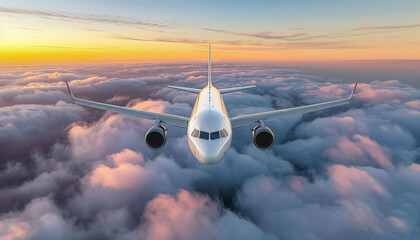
[192,128,228,140]
[199,131,209,140]
[210,131,220,140]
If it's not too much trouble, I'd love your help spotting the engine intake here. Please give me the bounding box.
[252,123,274,150]
[145,124,167,149]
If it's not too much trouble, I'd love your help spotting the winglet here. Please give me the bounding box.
[348,80,358,102]
[65,80,75,101]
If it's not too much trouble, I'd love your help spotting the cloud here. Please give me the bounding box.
[0,101,86,159]
[0,62,420,239]
[353,24,420,31]
[202,28,308,40]
[356,83,412,103]
[106,95,130,103]
[90,150,147,190]
[23,72,78,83]
[236,163,420,239]
[405,100,420,109]
[0,7,167,29]
[109,33,365,50]
[200,23,420,50]
[325,134,394,169]
[0,197,84,240]
[138,189,274,240]
[328,165,387,197]
[108,34,246,46]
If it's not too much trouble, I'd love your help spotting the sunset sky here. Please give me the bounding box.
[2,2,420,239]
[1,0,420,63]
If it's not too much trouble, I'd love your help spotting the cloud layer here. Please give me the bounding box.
[0,62,419,239]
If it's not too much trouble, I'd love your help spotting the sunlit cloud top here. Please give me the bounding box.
[1,0,420,63]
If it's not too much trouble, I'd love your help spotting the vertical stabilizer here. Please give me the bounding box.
[208,44,212,87]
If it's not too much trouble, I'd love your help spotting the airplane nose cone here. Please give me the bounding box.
[198,145,223,165]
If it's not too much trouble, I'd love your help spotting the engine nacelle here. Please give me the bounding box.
[252,124,275,150]
[145,124,167,150]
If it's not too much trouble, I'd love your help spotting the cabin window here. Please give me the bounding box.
[210,131,220,140]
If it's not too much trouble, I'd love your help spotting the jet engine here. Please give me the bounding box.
[145,124,167,149]
[252,123,274,150]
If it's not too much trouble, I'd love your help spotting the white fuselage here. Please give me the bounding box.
[187,84,232,164]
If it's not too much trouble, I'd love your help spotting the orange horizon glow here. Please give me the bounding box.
[2,43,420,65]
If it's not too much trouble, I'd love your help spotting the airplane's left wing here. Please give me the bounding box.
[65,81,189,128]
[230,81,358,128]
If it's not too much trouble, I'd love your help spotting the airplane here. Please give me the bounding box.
[65,45,358,165]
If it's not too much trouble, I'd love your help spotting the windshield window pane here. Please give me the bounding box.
[210,131,220,140]
[199,131,209,140]
[220,129,228,137]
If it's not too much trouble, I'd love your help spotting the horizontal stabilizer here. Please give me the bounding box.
[219,85,256,94]
[168,85,201,94]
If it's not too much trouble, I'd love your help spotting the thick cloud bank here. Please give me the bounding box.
[0,62,419,239]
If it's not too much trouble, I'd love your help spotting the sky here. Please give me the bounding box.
[1,0,420,63]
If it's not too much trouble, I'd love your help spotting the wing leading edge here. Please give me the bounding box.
[65,81,189,128]
[230,81,358,128]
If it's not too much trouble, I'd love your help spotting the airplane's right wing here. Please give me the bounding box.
[65,81,189,128]
[230,81,358,128]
